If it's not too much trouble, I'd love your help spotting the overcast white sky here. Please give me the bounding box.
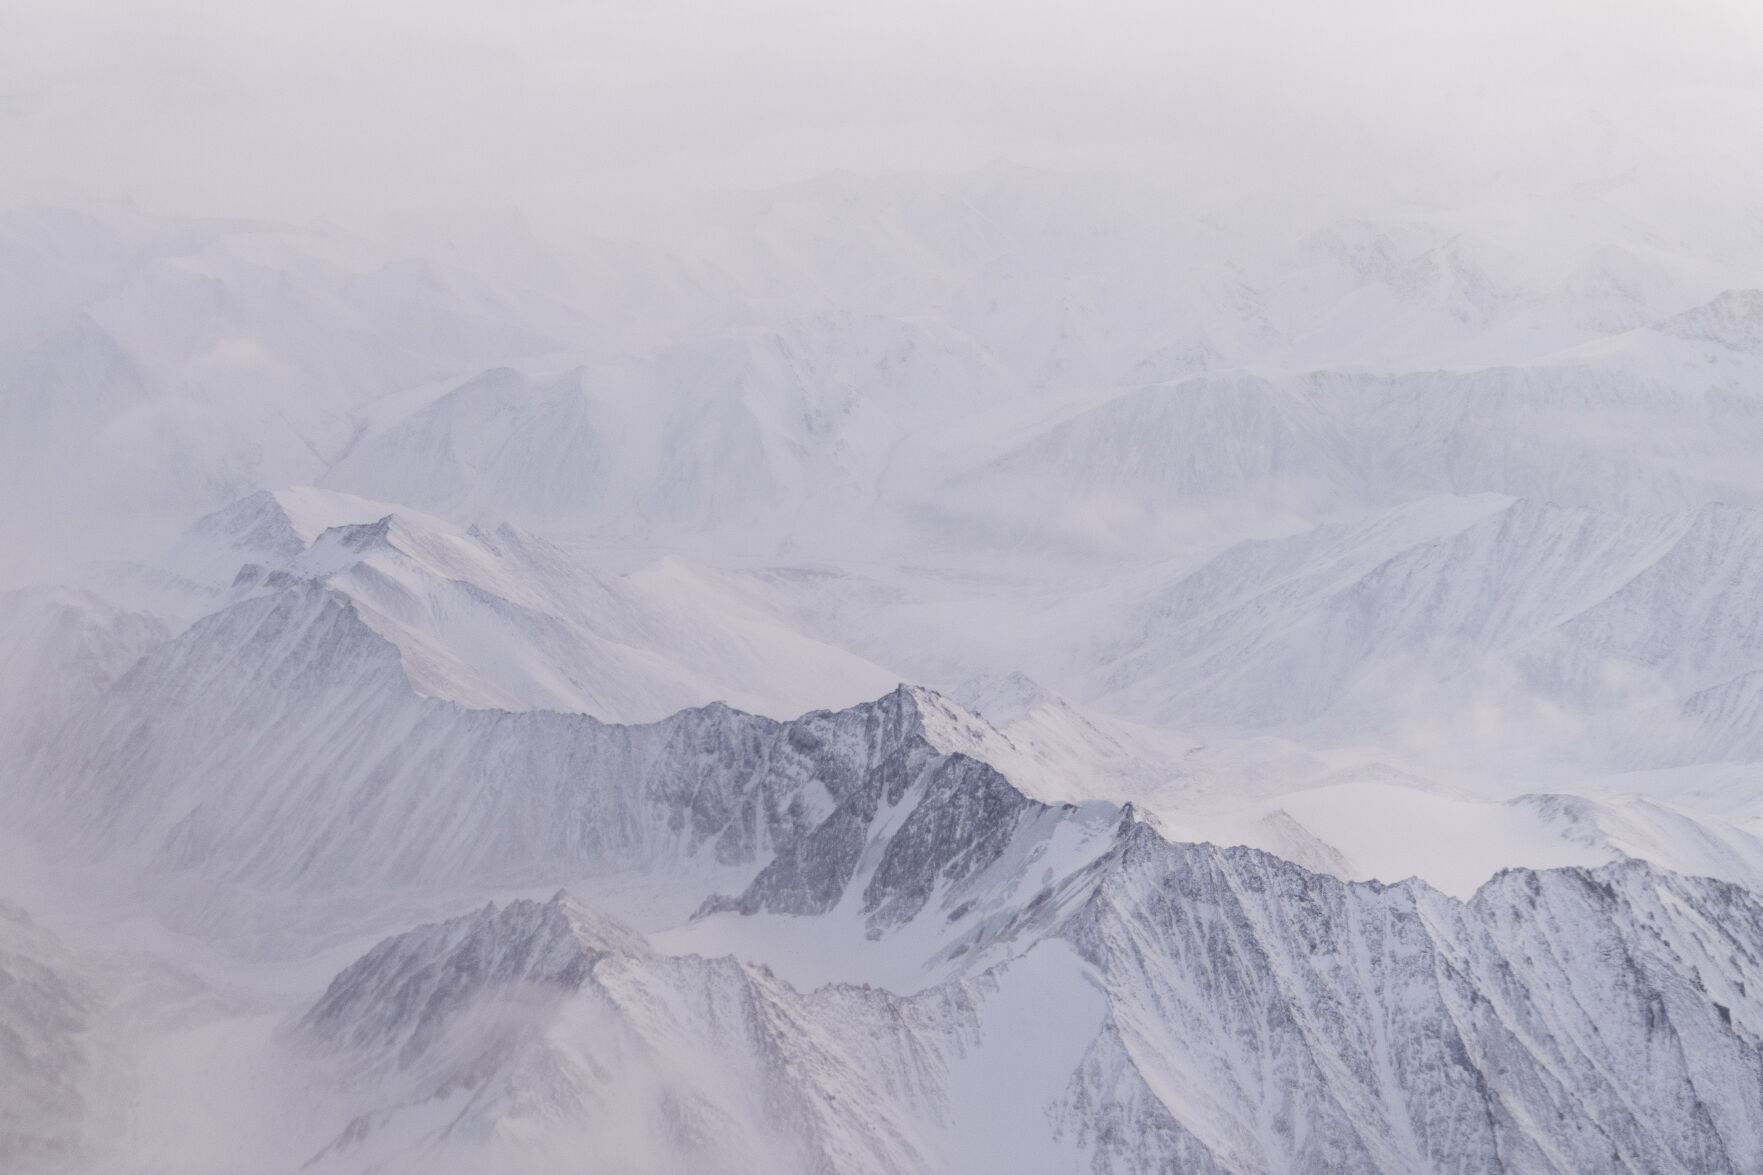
[3,0,1761,220]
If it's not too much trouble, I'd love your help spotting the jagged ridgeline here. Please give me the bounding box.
[15,88,1763,1175]
[9,573,1763,1173]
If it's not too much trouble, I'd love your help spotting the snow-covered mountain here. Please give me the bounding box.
[13,588,1763,1172]
[296,852,1763,1175]
[22,679,1763,1173]
[167,486,898,720]
[11,162,1763,1171]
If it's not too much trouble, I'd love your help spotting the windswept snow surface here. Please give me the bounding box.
[12,166,1763,1170]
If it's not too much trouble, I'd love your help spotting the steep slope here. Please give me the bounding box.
[167,487,900,721]
[14,546,1763,1173]
[0,587,167,764]
[944,672,1197,806]
[1552,502,1763,701]
[1091,494,1518,728]
[1080,495,1763,774]
[1054,833,1763,1174]
[1681,671,1763,764]
[277,821,1763,1175]
[0,902,101,1174]
[293,894,984,1175]
[971,359,1763,555]
[16,168,1763,1175]
[20,555,1763,958]
[7,578,1110,959]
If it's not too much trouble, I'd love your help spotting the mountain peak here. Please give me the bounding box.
[302,894,652,1065]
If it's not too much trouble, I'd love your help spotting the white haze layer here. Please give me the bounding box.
[8,3,1763,1173]
[6,0,1763,218]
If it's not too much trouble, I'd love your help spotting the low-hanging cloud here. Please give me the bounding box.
[3,0,1762,220]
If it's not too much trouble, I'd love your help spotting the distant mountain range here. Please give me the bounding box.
[9,166,1763,1171]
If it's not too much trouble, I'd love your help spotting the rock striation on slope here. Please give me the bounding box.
[296,893,982,1175]
[16,562,1763,1173]
[296,826,1763,1173]
[6,576,1112,953]
[1054,829,1763,1174]
[1077,494,1763,773]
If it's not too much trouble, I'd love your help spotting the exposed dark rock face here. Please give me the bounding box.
[301,811,1763,1174]
[711,748,1049,929]
[13,584,1095,944]
[24,579,1763,1172]
[1053,827,1763,1174]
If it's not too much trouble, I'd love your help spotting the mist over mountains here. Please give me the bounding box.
[10,136,1763,1174]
